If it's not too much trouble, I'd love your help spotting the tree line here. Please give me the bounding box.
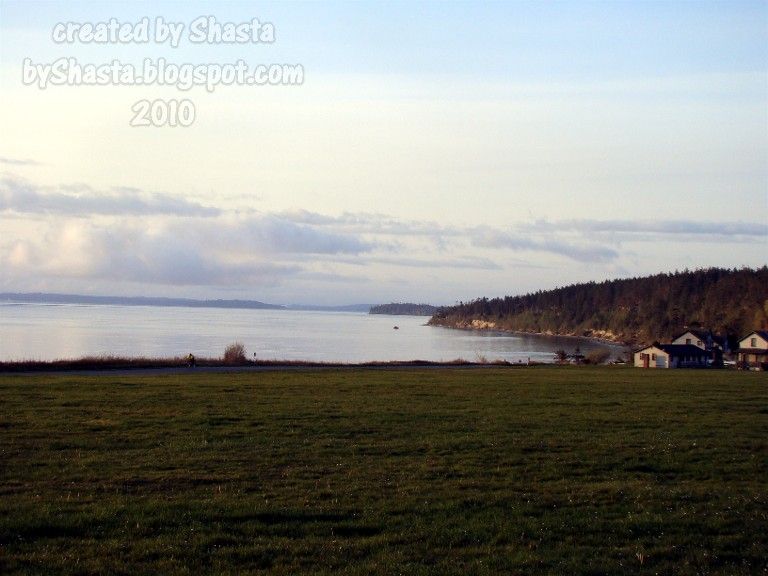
[370,303,438,316]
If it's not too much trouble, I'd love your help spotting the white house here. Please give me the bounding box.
[737,331,768,370]
[634,344,709,369]
[671,329,727,352]
[671,329,727,366]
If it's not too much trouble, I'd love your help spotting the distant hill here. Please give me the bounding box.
[428,267,768,345]
[0,293,285,311]
[285,304,372,313]
[370,303,438,316]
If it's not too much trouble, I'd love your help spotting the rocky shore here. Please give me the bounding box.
[427,317,630,347]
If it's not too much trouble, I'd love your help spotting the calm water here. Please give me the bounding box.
[0,303,624,363]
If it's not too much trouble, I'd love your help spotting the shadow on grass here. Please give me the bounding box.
[0,355,533,373]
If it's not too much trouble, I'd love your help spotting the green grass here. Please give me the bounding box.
[0,367,766,575]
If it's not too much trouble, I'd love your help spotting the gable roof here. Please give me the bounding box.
[740,330,768,342]
[633,344,665,354]
[633,343,709,357]
[658,344,710,357]
[672,329,726,345]
[673,329,709,341]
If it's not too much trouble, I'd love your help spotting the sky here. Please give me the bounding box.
[0,0,766,305]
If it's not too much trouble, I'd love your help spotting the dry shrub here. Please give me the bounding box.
[586,349,611,365]
[223,342,247,365]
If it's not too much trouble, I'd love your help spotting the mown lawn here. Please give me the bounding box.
[0,367,766,575]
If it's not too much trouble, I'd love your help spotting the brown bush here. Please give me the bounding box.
[585,349,611,365]
[223,342,247,364]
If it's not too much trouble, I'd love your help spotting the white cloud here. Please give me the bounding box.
[470,228,620,263]
[532,218,768,238]
[0,156,41,166]
[0,175,219,217]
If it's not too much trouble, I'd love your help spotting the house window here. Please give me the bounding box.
[686,338,691,345]
[651,354,656,360]
[751,337,757,347]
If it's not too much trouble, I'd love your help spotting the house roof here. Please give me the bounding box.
[657,344,710,357]
[633,343,709,356]
[673,329,709,341]
[740,330,768,342]
[633,344,664,354]
[672,329,726,346]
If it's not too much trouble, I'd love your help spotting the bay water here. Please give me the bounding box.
[0,303,624,363]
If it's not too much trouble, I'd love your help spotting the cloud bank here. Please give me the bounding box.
[0,176,219,217]
[1,174,766,300]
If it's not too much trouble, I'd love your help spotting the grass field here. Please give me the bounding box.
[1,367,766,575]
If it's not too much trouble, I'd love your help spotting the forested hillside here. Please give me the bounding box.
[370,303,438,316]
[428,267,768,345]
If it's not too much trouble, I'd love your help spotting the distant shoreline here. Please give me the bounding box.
[0,292,284,311]
[0,293,374,313]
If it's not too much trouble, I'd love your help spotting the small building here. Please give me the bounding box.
[634,344,709,369]
[737,331,768,371]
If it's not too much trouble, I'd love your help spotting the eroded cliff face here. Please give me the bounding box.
[428,315,630,345]
[584,329,623,343]
[429,317,496,330]
[468,319,497,330]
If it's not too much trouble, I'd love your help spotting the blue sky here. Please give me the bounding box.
[3,1,765,76]
[0,0,766,304]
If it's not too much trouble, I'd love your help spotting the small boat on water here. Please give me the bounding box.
[393,326,399,330]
